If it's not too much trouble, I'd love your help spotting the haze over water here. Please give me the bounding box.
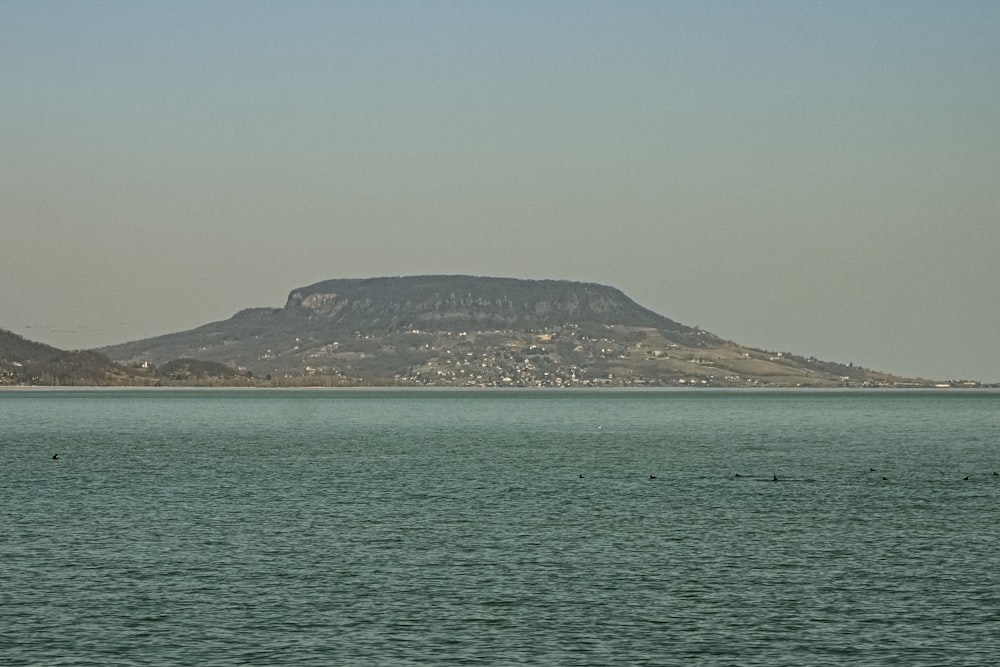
[3,389,999,664]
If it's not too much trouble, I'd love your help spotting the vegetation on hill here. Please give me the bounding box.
[285,275,693,334]
[0,328,147,386]
[0,328,248,387]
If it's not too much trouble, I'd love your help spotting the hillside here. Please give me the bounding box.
[0,328,258,387]
[0,328,149,386]
[95,275,943,388]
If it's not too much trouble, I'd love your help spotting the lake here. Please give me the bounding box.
[2,388,998,665]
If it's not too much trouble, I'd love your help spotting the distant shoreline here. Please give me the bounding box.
[2,384,997,393]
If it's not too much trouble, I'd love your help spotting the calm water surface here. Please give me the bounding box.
[2,389,999,665]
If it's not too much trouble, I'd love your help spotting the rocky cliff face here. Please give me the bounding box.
[281,275,692,333]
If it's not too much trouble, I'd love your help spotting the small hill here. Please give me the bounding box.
[0,328,249,387]
[157,358,252,383]
[158,358,241,378]
[0,328,143,386]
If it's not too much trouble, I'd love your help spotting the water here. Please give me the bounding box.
[2,389,998,665]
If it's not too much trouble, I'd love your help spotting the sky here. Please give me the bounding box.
[2,1,998,382]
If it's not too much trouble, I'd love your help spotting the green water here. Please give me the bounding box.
[2,389,998,665]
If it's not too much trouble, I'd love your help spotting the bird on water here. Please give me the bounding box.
[52,454,59,460]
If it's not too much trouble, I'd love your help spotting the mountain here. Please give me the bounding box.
[95,275,942,388]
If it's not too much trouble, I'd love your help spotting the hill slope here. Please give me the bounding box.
[0,328,145,386]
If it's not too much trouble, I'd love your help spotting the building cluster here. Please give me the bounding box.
[253,324,976,389]
[284,326,762,387]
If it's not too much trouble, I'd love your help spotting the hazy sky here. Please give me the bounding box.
[3,1,998,381]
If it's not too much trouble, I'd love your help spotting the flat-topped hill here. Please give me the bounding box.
[284,275,693,333]
[91,275,945,388]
